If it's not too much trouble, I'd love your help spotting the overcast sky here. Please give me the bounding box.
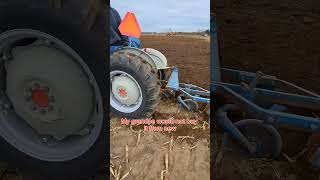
[110,0,210,32]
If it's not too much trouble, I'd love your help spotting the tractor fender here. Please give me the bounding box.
[117,47,157,71]
[142,48,168,69]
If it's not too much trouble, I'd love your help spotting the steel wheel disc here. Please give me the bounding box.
[110,70,143,113]
[0,29,104,161]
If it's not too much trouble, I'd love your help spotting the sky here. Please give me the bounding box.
[110,0,210,33]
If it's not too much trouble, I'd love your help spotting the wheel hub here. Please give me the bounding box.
[117,87,128,98]
[31,88,49,108]
[0,29,104,162]
[5,45,95,140]
[112,75,140,106]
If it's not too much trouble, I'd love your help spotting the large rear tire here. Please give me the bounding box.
[0,1,108,179]
[110,51,160,119]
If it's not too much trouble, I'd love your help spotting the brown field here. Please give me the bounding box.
[141,35,210,89]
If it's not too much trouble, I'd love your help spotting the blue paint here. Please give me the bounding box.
[110,36,141,54]
[166,67,180,90]
[166,67,210,105]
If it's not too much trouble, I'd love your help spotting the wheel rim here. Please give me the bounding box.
[0,29,104,161]
[110,70,143,113]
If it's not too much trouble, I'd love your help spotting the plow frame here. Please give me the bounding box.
[166,67,210,105]
[211,15,320,155]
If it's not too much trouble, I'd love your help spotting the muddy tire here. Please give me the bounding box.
[110,51,160,119]
[0,1,108,179]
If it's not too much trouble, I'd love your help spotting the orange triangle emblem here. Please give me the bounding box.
[118,12,141,38]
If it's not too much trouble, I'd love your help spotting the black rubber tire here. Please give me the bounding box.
[0,1,108,179]
[224,119,283,159]
[110,51,161,119]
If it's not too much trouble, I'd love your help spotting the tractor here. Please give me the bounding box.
[110,12,210,119]
[0,0,108,179]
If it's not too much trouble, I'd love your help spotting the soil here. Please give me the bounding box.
[215,0,320,94]
[110,100,210,180]
[214,0,320,180]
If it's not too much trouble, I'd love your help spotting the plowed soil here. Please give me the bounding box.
[215,0,320,94]
[141,35,210,89]
[110,100,210,180]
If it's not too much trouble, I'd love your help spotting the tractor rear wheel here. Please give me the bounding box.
[110,51,160,119]
[0,1,107,179]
